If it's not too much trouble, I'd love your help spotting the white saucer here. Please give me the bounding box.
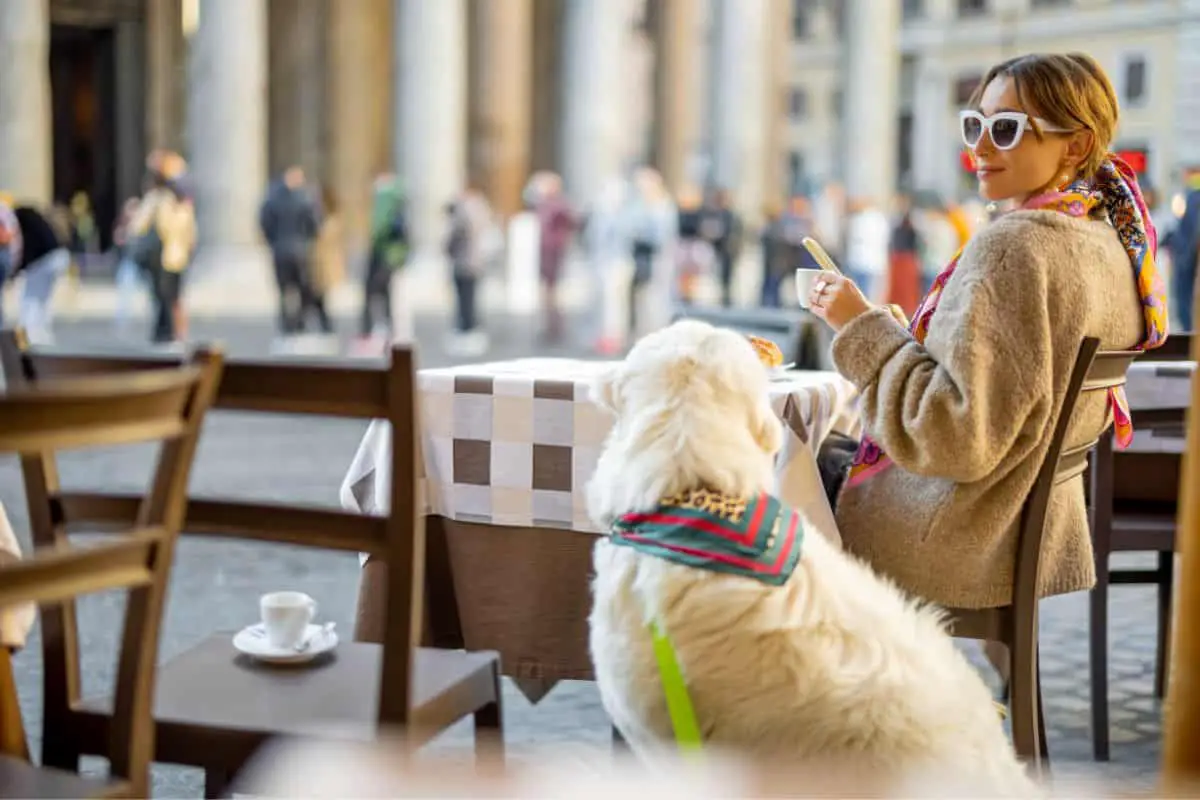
[769,363,797,379]
[233,623,338,665]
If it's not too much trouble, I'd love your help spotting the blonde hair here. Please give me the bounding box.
[970,52,1119,179]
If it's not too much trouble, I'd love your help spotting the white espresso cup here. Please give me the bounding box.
[260,591,316,649]
[794,268,826,309]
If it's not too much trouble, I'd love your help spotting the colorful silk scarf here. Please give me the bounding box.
[846,154,1169,488]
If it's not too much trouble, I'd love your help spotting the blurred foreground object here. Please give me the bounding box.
[240,734,1136,798]
[1162,302,1200,793]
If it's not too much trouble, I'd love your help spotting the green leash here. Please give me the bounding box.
[649,619,703,752]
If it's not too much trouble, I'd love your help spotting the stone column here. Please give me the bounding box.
[560,0,629,207]
[529,0,564,173]
[910,54,952,199]
[1175,0,1200,174]
[0,0,52,205]
[762,0,791,204]
[652,0,701,194]
[468,0,532,218]
[146,0,186,154]
[394,0,467,252]
[327,0,393,248]
[188,0,268,250]
[708,0,770,224]
[842,0,901,205]
[114,21,147,205]
[268,0,327,180]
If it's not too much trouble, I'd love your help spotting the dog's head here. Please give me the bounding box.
[586,320,784,528]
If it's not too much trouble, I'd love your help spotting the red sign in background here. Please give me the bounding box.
[1115,149,1148,174]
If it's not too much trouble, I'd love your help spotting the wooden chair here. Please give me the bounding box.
[0,331,503,797]
[1088,331,1191,760]
[945,338,1137,772]
[0,351,224,798]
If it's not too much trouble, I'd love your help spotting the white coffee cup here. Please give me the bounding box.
[794,268,826,309]
[260,591,316,649]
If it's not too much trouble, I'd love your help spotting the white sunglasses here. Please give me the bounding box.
[959,110,1074,151]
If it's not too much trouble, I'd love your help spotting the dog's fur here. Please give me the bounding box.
[587,320,1036,794]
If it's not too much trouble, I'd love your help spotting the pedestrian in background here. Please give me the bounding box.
[354,174,409,353]
[12,203,70,345]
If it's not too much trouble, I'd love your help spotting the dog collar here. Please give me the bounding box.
[610,489,803,586]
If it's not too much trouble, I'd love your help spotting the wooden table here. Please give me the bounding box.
[341,360,860,701]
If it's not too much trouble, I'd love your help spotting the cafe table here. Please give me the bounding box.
[340,358,860,701]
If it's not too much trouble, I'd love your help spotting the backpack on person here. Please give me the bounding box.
[374,202,410,271]
[130,224,163,273]
[444,210,470,264]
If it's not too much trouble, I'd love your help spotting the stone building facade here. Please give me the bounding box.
[786,0,1200,205]
[0,0,803,262]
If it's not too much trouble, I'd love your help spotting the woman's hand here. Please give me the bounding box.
[807,272,874,332]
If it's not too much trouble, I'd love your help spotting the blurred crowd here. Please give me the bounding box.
[2,156,1199,355]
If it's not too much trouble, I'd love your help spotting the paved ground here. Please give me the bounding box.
[0,310,1170,796]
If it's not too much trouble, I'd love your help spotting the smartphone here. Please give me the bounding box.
[801,237,842,275]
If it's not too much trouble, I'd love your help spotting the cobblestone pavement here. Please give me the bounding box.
[0,314,1168,796]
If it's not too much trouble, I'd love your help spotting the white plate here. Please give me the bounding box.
[233,623,338,665]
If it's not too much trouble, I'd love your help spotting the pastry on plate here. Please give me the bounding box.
[747,335,784,370]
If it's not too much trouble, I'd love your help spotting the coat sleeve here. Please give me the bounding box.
[830,219,1065,484]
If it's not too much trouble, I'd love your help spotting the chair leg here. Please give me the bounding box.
[1008,635,1045,773]
[473,662,505,764]
[1037,658,1049,765]
[1155,549,1175,699]
[1089,560,1111,761]
[204,768,233,799]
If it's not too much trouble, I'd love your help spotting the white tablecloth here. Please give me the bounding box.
[341,359,860,545]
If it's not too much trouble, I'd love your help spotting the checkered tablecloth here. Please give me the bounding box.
[341,359,860,537]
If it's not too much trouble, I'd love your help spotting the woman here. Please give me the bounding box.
[130,151,196,345]
[311,185,345,333]
[807,53,1166,610]
[886,194,922,317]
[12,203,70,345]
[674,185,710,307]
[443,183,495,355]
[112,197,144,336]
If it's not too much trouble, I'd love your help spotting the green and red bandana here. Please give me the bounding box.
[609,489,803,586]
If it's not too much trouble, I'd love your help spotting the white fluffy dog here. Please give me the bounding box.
[586,320,1036,794]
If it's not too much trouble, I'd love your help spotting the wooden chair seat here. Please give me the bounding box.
[73,638,500,747]
[0,755,125,799]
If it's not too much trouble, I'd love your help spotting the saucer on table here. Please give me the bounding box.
[233,623,338,665]
[769,363,797,379]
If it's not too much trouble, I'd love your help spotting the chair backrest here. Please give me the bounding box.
[0,329,423,728]
[0,344,223,797]
[1012,339,1137,620]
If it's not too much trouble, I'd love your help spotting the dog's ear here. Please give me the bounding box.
[591,365,624,415]
[752,399,784,456]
